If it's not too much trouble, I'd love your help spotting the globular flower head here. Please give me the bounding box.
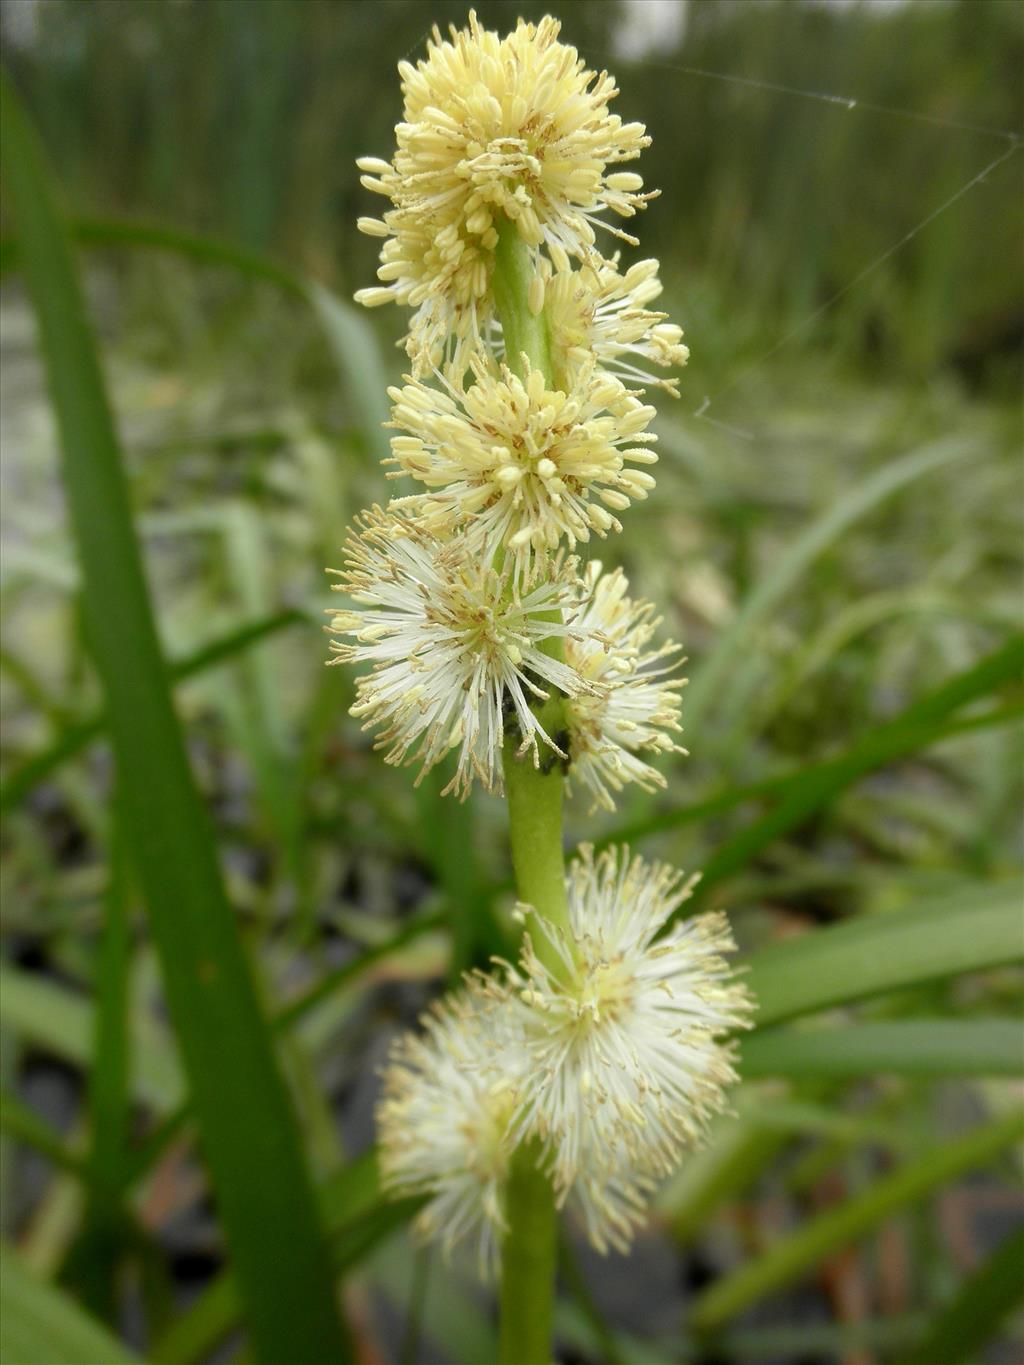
[327,506,592,797]
[376,981,528,1276]
[386,360,657,578]
[564,561,687,812]
[543,256,689,395]
[569,1149,657,1256]
[355,10,655,375]
[354,206,499,379]
[509,845,752,1205]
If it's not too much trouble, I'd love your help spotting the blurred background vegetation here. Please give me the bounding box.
[1,1,1022,1363]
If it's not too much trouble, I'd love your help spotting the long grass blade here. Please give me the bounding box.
[0,1243,142,1365]
[0,608,304,813]
[0,77,350,1364]
[689,1107,1024,1331]
[899,1224,1024,1365]
[660,640,1024,916]
[309,281,392,465]
[0,216,305,295]
[0,1088,87,1178]
[743,1019,1024,1079]
[746,881,1023,1029]
[683,437,972,729]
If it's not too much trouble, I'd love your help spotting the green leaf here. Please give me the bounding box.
[677,640,1024,912]
[606,652,1022,866]
[899,1224,1024,1365]
[683,437,973,730]
[0,1087,87,1177]
[689,1107,1024,1332]
[0,608,304,814]
[0,1242,143,1365]
[308,281,392,465]
[743,1019,1024,1079]
[0,963,184,1112]
[746,880,1024,1029]
[0,78,349,1364]
[1,215,306,296]
[717,1315,926,1359]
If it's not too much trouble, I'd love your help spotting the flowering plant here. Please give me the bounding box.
[333,13,751,1359]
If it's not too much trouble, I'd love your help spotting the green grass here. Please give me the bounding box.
[1,6,1021,1361]
[1,75,350,1364]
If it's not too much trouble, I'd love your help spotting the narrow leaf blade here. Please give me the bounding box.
[743,1019,1024,1079]
[690,1109,1024,1331]
[0,78,349,1365]
[0,1243,142,1365]
[746,882,1023,1029]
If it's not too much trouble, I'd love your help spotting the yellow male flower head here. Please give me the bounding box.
[355,10,655,375]
[354,206,498,379]
[542,256,690,394]
[386,357,658,578]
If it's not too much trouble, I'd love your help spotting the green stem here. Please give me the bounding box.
[492,218,553,381]
[493,217,565,1365]
[498,1141,559,1364]
[503,708,571,954]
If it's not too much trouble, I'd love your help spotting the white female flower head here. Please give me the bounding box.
[376,980,529,1276]
[386,359,657,578]
[568,1148,657,1257]
[544,256,690,395]
[326,506,592,798]
[510,845,752,1209]
[564,561,686,812]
